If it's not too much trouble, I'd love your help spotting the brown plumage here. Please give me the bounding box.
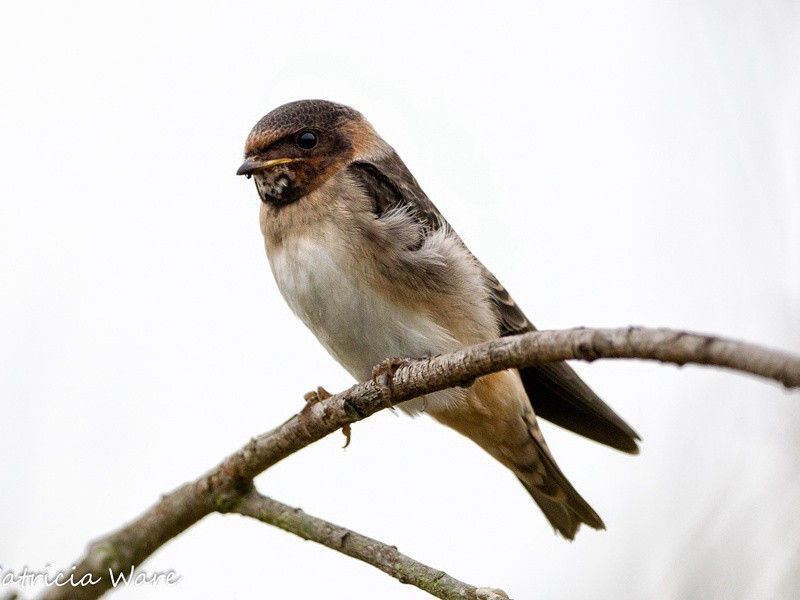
[237,99,639,539]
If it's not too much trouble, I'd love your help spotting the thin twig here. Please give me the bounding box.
[38,327,800,600]
[235,490,509,600]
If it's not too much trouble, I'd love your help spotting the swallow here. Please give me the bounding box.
[237,100,639,539]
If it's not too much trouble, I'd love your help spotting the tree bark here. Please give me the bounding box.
[36,327,800,600]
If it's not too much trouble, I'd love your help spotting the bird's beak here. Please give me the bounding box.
[236,156,300,176]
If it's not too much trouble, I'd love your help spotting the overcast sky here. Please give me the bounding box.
[2,1,799,599]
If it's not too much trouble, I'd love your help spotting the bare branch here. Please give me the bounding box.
[235,490,509,600]
[39,327,800,600]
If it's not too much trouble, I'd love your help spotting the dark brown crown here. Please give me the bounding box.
[245,100,362,155]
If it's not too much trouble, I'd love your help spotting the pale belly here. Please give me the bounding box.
[268,235,466,413]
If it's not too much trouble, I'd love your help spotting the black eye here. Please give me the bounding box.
[297,130,317,150]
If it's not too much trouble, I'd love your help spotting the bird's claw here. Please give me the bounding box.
[302,387,352,447]
[341,423,352,448]
[301,386,332,421]
[371,357,408,408]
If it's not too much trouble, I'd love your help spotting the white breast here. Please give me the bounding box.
[269,233,461,381]
[268,232,466,413]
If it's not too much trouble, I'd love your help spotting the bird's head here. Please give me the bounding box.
[236,99,370,205]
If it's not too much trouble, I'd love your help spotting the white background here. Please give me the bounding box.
[2,1,799,599]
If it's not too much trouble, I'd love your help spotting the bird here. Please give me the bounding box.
[236,99,639,539]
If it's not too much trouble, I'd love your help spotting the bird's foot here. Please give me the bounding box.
[341,423,352,448]
[302,387,352,447]
[301,386,331,421]
[371,357,408,408]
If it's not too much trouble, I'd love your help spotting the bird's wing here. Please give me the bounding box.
[484,272,640,453]
[348,157,446,231]
[347,153,640,453]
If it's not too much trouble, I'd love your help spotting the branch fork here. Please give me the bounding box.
[34,327,800,600]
